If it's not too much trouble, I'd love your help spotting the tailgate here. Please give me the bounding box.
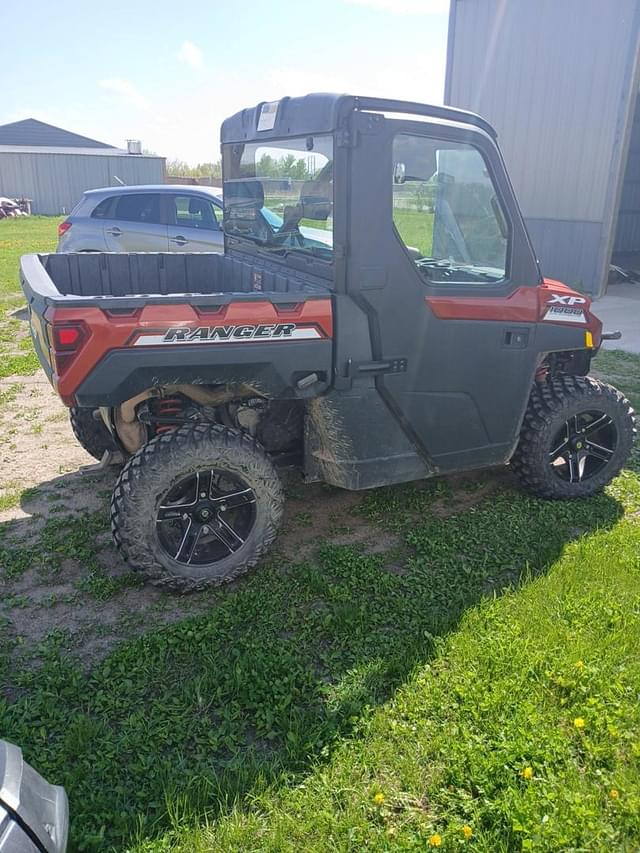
[51,295,333,407]
[20,252,333,407]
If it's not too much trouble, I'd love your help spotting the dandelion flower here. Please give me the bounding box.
[521,766,533,780]
[373,792,385,806]
[575,660,585,669]
[462,824,473,839]
[574,717,586,729]
[430,834,442,847]
[610,789,620,799]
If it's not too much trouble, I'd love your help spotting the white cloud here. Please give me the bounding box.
[177,41,205,71]
[99,78,150,110]
[345,0,449,13]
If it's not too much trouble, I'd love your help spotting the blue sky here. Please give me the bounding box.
[2,0,449,163]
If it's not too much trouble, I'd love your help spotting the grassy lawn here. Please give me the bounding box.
[0,216,62,378]
[393,207,435,256]
[0,216,639,850]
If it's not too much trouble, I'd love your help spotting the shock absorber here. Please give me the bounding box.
[154,396,184,434]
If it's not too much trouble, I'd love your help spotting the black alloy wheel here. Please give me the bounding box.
[111,423,284,590]
[548,410,617,484]
[156,469,257,566]
[512,375,635,499]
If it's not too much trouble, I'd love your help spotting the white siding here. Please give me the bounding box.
[446,0,640,294]
[0,152,166,215]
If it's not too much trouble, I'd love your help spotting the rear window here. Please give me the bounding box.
[114,193,162,224]
[91,197,115,219]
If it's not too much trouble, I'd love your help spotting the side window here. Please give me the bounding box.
[392,133,509,284]
[114,193,162,224]
[91,197,115,219]
[172,195,220,230]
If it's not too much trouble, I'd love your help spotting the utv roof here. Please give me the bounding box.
[221,93,497,144]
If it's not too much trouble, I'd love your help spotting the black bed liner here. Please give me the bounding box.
[41,252,328,300]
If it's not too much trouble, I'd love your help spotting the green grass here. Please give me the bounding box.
[592,348,640,472]
[393,208,435,256]
[1,352,639,850]
[1,214,639,849]
[0,216,61,302]
[174,502,640,852]
[0,216,61,377]
[593,348,640,411]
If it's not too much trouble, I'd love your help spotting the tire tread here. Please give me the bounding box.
[512,375,636,499]
[110,423,283,592]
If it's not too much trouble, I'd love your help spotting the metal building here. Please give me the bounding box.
[445,0,640,296]
[0,119,166,215]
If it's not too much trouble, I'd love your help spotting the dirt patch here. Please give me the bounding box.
[0,373,114,528]
[0,372,402,669]
[277,480,399,562]
[429,471,510,518]
[0,370,497,670]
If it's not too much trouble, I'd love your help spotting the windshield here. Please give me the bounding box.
[392,134,508,284]
[222,135,334,261]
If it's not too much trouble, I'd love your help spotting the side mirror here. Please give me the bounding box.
[393,162,406,184]
[300,195,332,221]
[223,180,265,221]
[0,739,69,852]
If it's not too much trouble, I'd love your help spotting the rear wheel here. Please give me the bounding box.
[110,422,284,591]
[511,375,635,499]
[69,406,116,461]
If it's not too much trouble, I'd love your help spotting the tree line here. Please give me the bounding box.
[166,154,313,180]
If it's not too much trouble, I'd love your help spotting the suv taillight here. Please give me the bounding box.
[47,321,89,376]
[58,220,72,238]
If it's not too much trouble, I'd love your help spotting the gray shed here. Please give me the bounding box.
[445,0,640,296]
[0,119,166,216]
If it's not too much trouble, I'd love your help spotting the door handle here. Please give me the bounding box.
[503,328,530,349]
[106,227,122,236]
[169,236,188,246]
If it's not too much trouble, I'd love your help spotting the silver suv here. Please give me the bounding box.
[57,184,224,253]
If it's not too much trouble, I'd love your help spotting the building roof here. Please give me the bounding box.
[0,118,115,149]
[0,145,162,158]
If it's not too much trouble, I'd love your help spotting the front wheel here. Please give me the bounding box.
[511,375,635,499]
[110,423,284,591]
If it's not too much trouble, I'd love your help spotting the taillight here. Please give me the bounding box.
[54,325,83,348]
[47,321,88,376]
[58,220,72,238]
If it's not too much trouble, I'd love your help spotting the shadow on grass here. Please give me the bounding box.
[0,474,625,851]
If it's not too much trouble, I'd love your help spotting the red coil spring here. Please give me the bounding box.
[535,363,549,383]
[155,396,183,434]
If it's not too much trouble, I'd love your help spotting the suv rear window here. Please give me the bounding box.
[91,197,115,219]
[114,194,162,224]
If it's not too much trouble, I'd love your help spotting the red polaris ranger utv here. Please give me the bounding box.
[21,95,635,590]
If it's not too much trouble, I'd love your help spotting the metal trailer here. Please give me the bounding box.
[445,0,640,297]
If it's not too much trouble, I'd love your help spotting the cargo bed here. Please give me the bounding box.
[21,251,330,308]
[20,252,333,408]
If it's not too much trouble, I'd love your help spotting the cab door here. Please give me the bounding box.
[346,114,542,473]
